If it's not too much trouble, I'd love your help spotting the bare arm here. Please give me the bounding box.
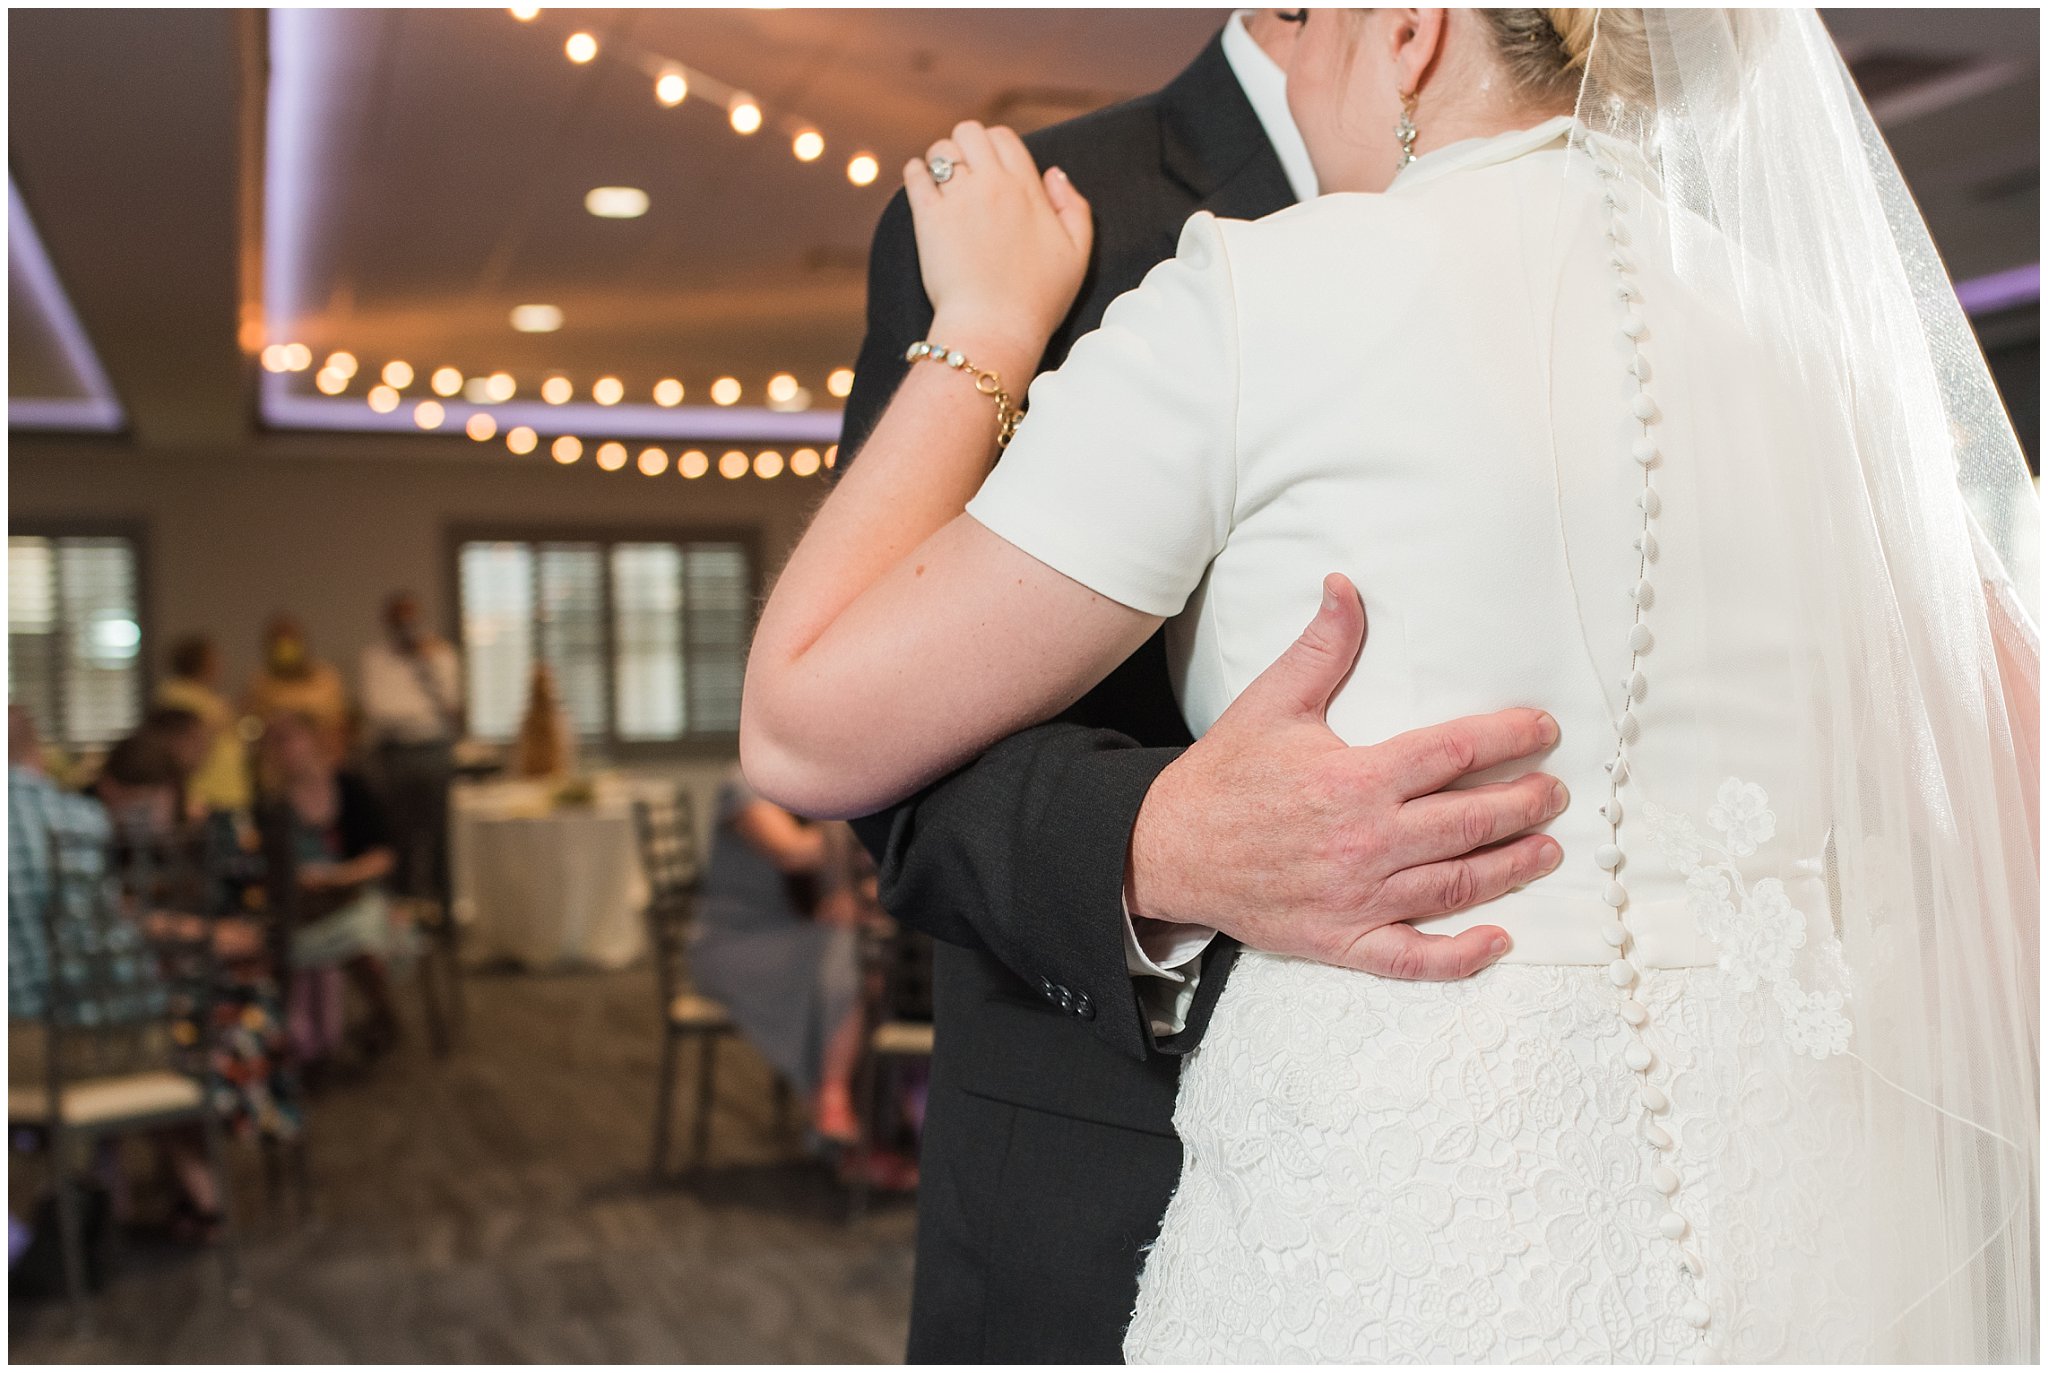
[743,122,1133,819]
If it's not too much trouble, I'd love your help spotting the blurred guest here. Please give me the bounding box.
[695,768,864,1145]
[513,661,576,779]
[154,634,251,816]
[359,591,462,903]
[244,616,348,758]
[7,708,226,1240]
[260,710,405,1066]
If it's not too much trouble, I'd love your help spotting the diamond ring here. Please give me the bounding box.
[928,154,961,185]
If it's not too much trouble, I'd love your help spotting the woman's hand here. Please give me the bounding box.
[905,121,1093,379]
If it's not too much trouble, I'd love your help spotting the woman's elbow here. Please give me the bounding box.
[737,700,862,822]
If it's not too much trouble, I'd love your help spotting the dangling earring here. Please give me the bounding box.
[1394,91,1419,168]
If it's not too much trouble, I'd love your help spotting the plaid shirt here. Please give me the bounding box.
[8,766,160,1024]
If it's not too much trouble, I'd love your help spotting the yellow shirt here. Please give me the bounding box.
[155,677,251,813]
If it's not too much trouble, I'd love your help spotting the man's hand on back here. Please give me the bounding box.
[1126,574,1565,981]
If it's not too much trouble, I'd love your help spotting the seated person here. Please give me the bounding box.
[257,711,406,1067]
[694,769,866,1147]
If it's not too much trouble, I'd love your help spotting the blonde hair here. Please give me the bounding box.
[1480,9,1651,111]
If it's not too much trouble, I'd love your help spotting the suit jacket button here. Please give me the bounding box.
[1074,994,1095,1021]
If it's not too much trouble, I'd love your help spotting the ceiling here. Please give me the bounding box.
[7,8,2040,452]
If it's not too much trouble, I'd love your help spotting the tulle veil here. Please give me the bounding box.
[1556,8,2038,1360]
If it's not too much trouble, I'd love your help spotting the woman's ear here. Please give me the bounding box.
[1389,8,1449,99]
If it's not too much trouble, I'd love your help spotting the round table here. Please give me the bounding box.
[449,775,674,970]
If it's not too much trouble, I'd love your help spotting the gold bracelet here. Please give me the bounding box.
[905,340,1022,448]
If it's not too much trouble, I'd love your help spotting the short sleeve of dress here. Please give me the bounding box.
[965,212,1240,619]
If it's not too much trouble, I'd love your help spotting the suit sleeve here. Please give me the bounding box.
[835,189,1188,1064]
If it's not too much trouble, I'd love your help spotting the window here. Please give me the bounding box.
[455,531,754,750]
[8,531,146,752]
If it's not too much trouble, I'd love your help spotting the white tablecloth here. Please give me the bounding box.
[449,775,674,970]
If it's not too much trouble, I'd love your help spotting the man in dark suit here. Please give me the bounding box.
[837,12,1561,1362]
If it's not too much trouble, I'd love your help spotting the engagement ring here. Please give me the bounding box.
[928,154,959,184]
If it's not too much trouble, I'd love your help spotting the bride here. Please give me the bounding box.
[744,8,2037,1362]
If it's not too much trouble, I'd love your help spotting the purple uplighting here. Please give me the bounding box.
[1955,263,2040,317]
[9,179,125,433]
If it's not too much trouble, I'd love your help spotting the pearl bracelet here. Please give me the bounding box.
[905,340,1022,448]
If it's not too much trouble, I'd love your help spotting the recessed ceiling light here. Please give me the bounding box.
[511,304,564,333]
[584,186,649,219]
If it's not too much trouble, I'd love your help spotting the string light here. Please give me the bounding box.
[824,444,839,468]
[826,367,855,398]
[754,450,785,479]
[509,6,539,19]
[430,366,464,397]
[466,413,499,441]
[792,131,824,162]
[656,70,688,106]
[766,373,799,404]
[729,97,762,135]
[260,344,289,373]
[565,31,597,63]
[511,304,563,333]
[325,351,358,378]
[638,446,670,476]
[719,450,749,479]
[281,343,313,371]
[552,435,583,464]
[414,400,446,429]
[315,368,349,395]
[367,384,400,414]
[790,447,821,477]
[485,371,517,402]
[847,154,879,187]
[653,378,684,407]
[541,376,573,404]
[381,360,414,389]
[596,442,628,471]
[506,425,539,455]
[592,376,625,406]
[709,377,741,406]
[679,449,709,479]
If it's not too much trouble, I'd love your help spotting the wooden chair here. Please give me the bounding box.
[849,925,936,1221]
[395,831,465,1057]
[632,788,737,1179]
[9,826,247,1323]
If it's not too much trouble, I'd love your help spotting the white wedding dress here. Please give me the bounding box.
[966,114,1964,1363]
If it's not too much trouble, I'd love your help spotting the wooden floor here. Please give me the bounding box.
[10,967,917,1362]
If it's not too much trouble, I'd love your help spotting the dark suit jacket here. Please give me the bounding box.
[838,32,1296,1363]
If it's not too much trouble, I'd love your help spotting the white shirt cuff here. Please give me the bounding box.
[1122,893,1216,1039]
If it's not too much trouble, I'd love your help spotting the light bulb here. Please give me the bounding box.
[718,450,749,479]
[656,71,688,106]
[511,304,563,333]
[315,368,349,395]
[552,435,583,464]
[754,450,785,479]
[792,130,824,162]
[565,32,597,63]
[414,400,446,430]
[592,376,624,406]
[637,447,669,476]
[541,376,573,405]
[367,385,400,414]
[847,153,879,187]
[595,442,628,471]
[506,425,539,455]
[430,366,463,397]
[679,449,709,479]
[510,6,539,20]
[826,367,855,398]
[824,444,838,469]
[653,378,684,407]
[790,447,821,477]
[584,187,648,220]
[766,373,799,404]
[709,376,741,406]
[729,98,761,135]
[325,351,358,378]
[382,360,414,389]
[486,371,517,402]
[466,413,499,442]
[281,342,313,372]
[260,345,288,373]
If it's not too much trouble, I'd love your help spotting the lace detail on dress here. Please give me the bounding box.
[1642,779,1854,1061]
